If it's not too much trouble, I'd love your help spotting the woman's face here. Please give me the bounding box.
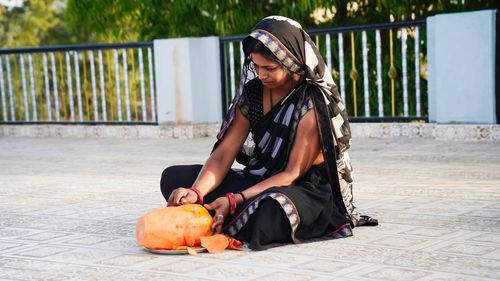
[251,52,290,89]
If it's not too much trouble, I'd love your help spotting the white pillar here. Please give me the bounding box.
[153,37,222,124]
[427,9,497,124]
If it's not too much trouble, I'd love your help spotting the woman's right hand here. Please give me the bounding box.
[204,196,230,234]
[167,187,199,206]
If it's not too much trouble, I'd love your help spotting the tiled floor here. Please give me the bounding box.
[0,136,499,280]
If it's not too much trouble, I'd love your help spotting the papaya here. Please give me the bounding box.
[136,204,213,250]
[200,234,230,253]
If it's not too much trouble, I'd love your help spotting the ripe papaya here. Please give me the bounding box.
[136,204,213,250]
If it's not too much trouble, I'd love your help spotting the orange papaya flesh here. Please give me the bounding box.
[136,204,213,250]
[228,237,243,250]
[200,234,231,253]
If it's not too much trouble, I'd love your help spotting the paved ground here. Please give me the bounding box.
[0,136,499,281]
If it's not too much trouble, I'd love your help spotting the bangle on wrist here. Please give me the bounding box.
[236,191,246,204]
[225,193,237,215]
[190,188,203,205]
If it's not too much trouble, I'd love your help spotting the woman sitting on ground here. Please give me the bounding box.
[161,16,377,250]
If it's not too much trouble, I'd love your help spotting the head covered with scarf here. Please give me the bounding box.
[216,16,355,219]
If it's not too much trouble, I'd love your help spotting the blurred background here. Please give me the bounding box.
[1,0,498,47]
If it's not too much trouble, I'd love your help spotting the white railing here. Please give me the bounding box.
[0,42,156,124]
[220,20,427,122]
[0,21,427,124]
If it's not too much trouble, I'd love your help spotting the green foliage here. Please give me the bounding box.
[3,0,499,46]
[64,0,341,42]
[0,0,73,48]
[63,0,500,42]
[327,0,499,25]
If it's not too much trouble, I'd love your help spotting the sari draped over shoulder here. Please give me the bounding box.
[213,16,376,249]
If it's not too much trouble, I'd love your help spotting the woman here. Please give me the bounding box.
[161,16,376,250]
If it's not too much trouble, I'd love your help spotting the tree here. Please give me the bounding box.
[65,0,342,42]
[64,0,500,43]
[0,0,72,48]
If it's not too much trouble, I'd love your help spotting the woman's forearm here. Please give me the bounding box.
[191,152,233,196]
[191,107,250,199]
[238,170,298,203]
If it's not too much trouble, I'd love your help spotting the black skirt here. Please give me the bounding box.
[160,163,352,250]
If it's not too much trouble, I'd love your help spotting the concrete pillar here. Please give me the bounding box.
[153,37,222,124]
[427,9,497,124]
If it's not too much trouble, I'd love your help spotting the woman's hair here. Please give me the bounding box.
[244,37,279,64]
[243,36,291,75]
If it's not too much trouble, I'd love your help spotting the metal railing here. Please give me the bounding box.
[220,20,427,122]
[0,42,157,124]
[0,19,428,125]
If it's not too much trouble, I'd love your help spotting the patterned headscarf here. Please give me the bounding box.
[217,16,354,217]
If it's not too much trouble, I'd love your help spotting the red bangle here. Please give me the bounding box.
[225,193,237,215]
[190,188,203,205]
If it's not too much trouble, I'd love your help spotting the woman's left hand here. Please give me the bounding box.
[204,197,230,234]
[167,187,198,206]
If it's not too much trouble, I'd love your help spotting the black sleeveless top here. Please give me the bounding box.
[237,78,313,132]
